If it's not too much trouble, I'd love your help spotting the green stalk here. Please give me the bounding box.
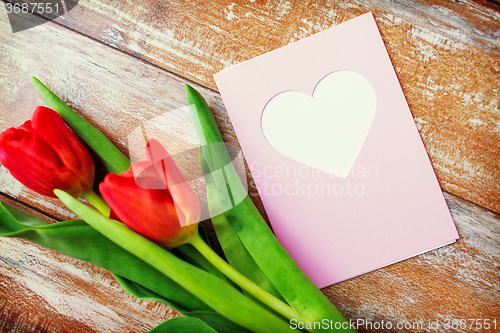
[55,189,295,333]
[31,77,131,174]
[188,233,300,322]
[186,84,356,332]
[82,188,111,217]
[198,145,284,301]
[189,85,284,303]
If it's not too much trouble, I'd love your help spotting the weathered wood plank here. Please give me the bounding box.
[0,237,179,333]
[1,192,498,333]
[324,191,500,333]
[0,4,499,333]
[0,195,179,333]
[0,12,203,219]
[46,0,500,214]
[2,1,499,216]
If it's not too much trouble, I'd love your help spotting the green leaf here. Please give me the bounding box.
[112,274,185,310]
[117,273,249,333]
[0,200,253,332]
[176,244,229,284]
[187,85,283,301]
[222,197,355,328]
[149,317,218,333]
[149,313,254,333]
[55,189,296,333]
[174,224,230,284]
[186,85,232,173]
[113,275,243,333]
[0,200,207,313]
[0,201,49,234]
[185,85,356,332]
[185,312,252,333]
[31,76,131,174]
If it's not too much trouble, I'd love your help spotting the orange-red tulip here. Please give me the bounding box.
[0,106,95,197]
[99,139,200,248]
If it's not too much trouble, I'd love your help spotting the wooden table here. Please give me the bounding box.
[0,0,499,332]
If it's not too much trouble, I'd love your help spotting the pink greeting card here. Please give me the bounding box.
[214,12,459,288]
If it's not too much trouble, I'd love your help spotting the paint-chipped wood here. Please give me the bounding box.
[0,1,500,332]
[324,191,500,333]
[0,237,179,332]
[49,0,500,214]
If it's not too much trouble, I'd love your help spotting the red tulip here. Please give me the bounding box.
[0,106,95,198]
[99,139,200,248]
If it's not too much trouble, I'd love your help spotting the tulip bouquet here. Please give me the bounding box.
[0,77,356,333]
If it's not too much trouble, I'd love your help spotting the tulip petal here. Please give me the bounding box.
[99,172,183,245]
[0,106,95,198]
[146,139,201,227]
[55,189,293,333]
[0,199,213,315]
[131,160,167,190]
[100,140,200,248]
[0,121,84,197]
[32,106,95,189]
[32,77,131,175]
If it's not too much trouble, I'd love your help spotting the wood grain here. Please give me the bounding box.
[0,192,498,333]
[2,0,499,216]
[0,11,209,219]
[324,191,500,333]
[0,1,500,332]
[0,237,179,333]
[47,0,500,212]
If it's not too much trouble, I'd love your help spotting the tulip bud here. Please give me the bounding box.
[99,139,200,248]
[0,106,95,197]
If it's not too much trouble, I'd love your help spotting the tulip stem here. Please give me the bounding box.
[188,233,301,322]
[82,189,111,217]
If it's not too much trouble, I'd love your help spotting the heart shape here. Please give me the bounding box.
[261,71,376,178]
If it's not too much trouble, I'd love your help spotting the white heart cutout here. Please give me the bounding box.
[261,71,377,178]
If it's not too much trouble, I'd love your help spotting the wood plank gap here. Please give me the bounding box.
[3,0,500,214]
[0,193,62,223]
[443,189,500,217]
[114,311,154,330]
[0,255,70,288]
[1,0,218,94]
